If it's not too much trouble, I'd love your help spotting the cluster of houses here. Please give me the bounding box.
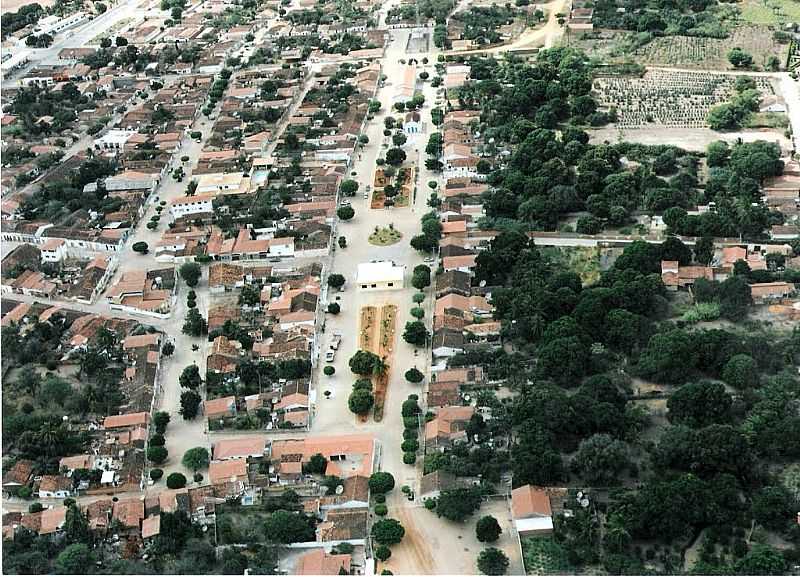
[0,243,116,304]
[660,243,797,305]
[201,263,322,430]
[3,432,378,572]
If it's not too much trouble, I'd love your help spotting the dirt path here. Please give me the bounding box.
[446,0,568,56]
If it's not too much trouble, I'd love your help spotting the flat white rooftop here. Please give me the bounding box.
[356,261,404,284]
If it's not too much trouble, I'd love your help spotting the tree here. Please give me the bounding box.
[306,453,327,475]
[150,468,164,482]
[410,306,425,319]
[56,543,94,574]
[668,381,732,427]
[132,241,149,254]
[337,205,355,220]
[403,321,429,346]
[182,447,210,471]
[721,354,758,388]
[718,276,751,321]
[375,545,391,561]
[182,308,207,336]
[369,471,395,494]
[166,472,187,489]
[153,411,171,434]
[572,434,630,485]
[147,445,168,464]
[162,341,175,356]
[392,132,407,147]
[411,265,431,290]
[728,47,753,68]
[180,390,201,419]
[476,515,502,543]
[694,236,714,265]
[328,273,346,289]
[385,147,407,166]
[734,544,787,575]
[64,505,91,545]
[340,179,359,196]
[115,35,128,46]
[323,365,336,376]
[477,548,509,575]
[371,518,405,545]
[349,350,380,375]
[752,486,796,532]
[348,388,374,415]
[405,367,424,383]
[327,303,340,315]
[179,262,202,287]
[436,487,482,522]
[179,364,202,389]
[263,510,315,543]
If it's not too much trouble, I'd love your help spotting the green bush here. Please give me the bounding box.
[401,439,419,452]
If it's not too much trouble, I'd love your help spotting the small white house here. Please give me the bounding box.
[356,261,404,291]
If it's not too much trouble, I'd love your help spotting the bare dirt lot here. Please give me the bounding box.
[382,499,525,575]
[589,126,792,152]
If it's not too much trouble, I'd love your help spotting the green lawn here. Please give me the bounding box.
[368,227,403,246]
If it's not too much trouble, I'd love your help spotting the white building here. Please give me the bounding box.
[93,129,137,150]
[169,193,215,220]
[356,261,404,291]
[40,238,66,263]
[34,12,88,36]
[195,172,250,195]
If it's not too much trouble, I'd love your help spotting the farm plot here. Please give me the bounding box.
[632,26,789,70]
[593,69,775,128]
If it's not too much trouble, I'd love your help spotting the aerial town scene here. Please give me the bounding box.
[1,0,800,574]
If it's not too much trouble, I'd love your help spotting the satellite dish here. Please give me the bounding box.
[335,484,344,495]
[580,498,590,508]
[576,491,583,499]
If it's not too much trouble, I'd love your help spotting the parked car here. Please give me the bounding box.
[325,350,335,363]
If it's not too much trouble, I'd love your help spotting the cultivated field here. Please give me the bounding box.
[632,26,789,70]
[593,69,777,128]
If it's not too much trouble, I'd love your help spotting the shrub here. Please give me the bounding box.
[375,504,388,516]
[166,472,187,489]
[323,365,335,376]
[401,439,419,452]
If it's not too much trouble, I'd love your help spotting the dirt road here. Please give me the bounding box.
[445,0,568,56]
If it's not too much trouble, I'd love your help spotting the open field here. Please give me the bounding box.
[2,0,57,10]
[739,0,800,24]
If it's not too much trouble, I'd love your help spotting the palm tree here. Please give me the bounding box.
[372,356,389,379]
[603,512,631,553]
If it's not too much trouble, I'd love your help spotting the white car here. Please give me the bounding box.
[325,351,335,363]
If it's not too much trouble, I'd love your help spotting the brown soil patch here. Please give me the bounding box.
[358,304,396,422]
